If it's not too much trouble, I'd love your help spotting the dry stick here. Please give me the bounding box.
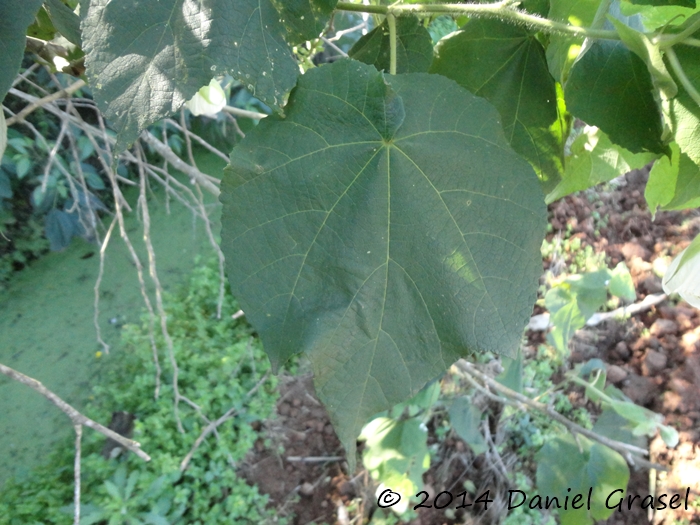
[527,293,668,331]
[179,108,226,319]
[180,371,271,472]
[136,144,182,427]
[455,360,669,472]
[6,78,85,126]
[286,456,345,463]
[0,362,150,461]
[140,130,220,195]
[164,118,230,162]
[93,216,117,354]
[105,148,163,399]
[73,424,82,525]
[222,105,268,121]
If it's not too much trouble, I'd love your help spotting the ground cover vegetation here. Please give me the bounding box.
[1,0,700,523]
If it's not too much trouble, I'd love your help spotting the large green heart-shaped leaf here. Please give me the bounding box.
[565,39,666,154]
[430,19,567,193]
[349,15,434,73]
[220,59,546,464]
[82,0,299,150]
[0,0,44,103]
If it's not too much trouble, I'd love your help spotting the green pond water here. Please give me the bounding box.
[0,151,226,484]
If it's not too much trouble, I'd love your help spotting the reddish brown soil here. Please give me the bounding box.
[242,168,700,525]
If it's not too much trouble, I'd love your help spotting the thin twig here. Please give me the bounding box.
[94,216,117,354]
[335,1,620,40]
[136,144,182,430]
[222,105,268,120]
[140,130,220,195]
[180,371,271,472]
[0,362,150,461]
[6,78,85,126]
[73,424,82,525]
[286,456,345,463]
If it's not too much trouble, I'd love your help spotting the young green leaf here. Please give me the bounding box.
[536,434,629,525]
[431,19,566,192]
[592,407,647,450]
[565,40,666,154]
[360,416,430,504]
[609,262,636,301]
[663,232,700,307]
[449,398,488,455]
[82,0,298,151]
[349,15,434,74]
[497,348,523,394]
[646,142,700,213]
[547,0,599,83]
[547,126,657,204]
[0,0,44,103]
[220,59,546,466]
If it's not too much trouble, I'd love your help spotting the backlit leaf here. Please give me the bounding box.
[82,0,298,150]
[547,126,656,203]
[646,142,700,212]
[220,59,546,465]
[666,45,700,167]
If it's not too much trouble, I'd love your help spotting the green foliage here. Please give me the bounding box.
[220,58,546,465]
[0,262,283,525]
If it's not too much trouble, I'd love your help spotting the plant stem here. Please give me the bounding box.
[335,1,620,40]
[387,13,398,75]
[666,47,700,107]
[659,15,700,49]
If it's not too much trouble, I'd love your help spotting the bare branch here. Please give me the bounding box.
[0,362,150,461]
[140,130,220,195]
[454,360,668,472]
